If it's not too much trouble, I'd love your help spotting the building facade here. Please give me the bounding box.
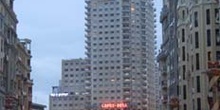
[157,0,179,110]
[154,66,161,110]
[50,0,157,110]
[159,0,220,110]
[0,0,33,109]
[85,0,156,109]
[177,0,219,110]
[49,59,90,110]
[0,0,18,109]
[16,39,32,110]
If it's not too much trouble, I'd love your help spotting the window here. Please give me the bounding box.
[216,29,220,46]
[197,98,201,110]
[208,51,211,61]
[196,53,200,70]
[184,104,187,110]
[215,8,219,22]
[182,10,185,20]
[206,9,210,25]
[196,76,200,93]
[194,12,198,27]
[182,46,185,61]
[177,85,179,95]
[182,29,185,42]
[207,29,211,46]
[183,85,187,99]
[195,32,199,48]
[216,51,220,61]
[183,65,186,80]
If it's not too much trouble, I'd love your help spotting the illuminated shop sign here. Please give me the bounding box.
[50,93,68,97]
[101,102,128,109]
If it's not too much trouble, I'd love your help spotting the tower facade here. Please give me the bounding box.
[85,0,156,109]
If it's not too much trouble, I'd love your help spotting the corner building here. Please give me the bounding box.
[85,0,156,110]
[0,0,18,109]
[0,0,33,110]
[177,0,220,110]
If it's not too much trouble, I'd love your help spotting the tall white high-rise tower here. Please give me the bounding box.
[85,0,156,109]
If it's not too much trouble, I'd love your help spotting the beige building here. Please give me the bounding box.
[177,0,219,110]
[16,39,32,110]
[0,0,33,109]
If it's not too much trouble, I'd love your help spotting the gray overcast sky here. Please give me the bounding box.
[14,0,162,109]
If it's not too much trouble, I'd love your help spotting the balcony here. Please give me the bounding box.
[85,52,91,57]
[123,73,131,77]
[85,34,90,38]
[160,6,169,23]
[85,16,90,21]
[85,5,90,10]
[85,81,91,86]
[123,66,131,70]
[124,79,132,84]
[162,95,168,104]
[85,28,91,33]
[85,40,91,45]
[85,86,91,90]
[162,71,167,77]
[157,49,168,61]
[169,97,179,108]
[124,97,131,101]
[25,79,33,85]
[85,47,91,53]
[161,82,168,91]
[85,0,90,4]
[123,90,131,95]
[85,22,91,27]
[123,84,131,89]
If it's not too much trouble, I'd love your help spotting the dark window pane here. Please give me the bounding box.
[207,29,211,46]
[206,9,210,25]
[195,32,199,48]
[216,29,220,46]
[196,53,200,70]
[197,98,201,110]
[196,76,200,93]
[182,46,185,61]
[216,51,220,61]
[194,12,198,27]
[183,85,187,99]
[182,29,185,42]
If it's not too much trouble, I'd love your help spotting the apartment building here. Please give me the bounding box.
[49,59,90,110]
[158,0,220,110]
[0,0,33,109]
[16,39,32,110]
[177,0,220,110]
[50,0,157,109]
[0,0,17,109]
[85,0,156,109]
[157,0,179,110]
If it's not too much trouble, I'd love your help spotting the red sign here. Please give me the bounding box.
[101,102,128,109]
